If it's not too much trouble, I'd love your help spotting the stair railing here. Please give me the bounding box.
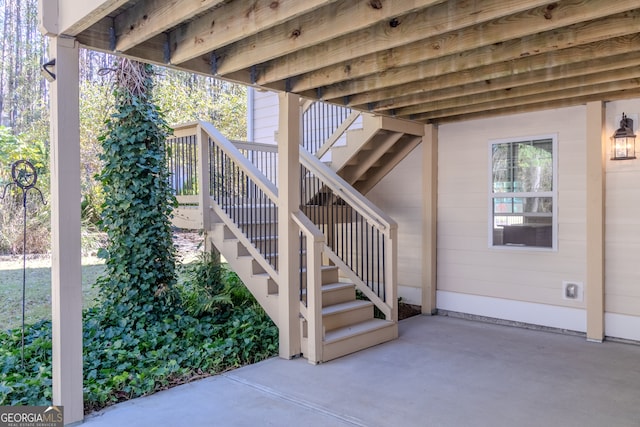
[225,140,398,322]
[302,101,356,158]
[168,121,397,362]
[300,147,398,322]
[202,122,280,274]
[167,123,202,229]
[231,140,278,186]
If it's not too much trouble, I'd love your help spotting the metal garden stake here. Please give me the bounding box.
[1,160,46,367]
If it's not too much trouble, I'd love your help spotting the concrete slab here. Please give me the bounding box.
[81,315,640,426]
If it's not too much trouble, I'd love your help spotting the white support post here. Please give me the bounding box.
[422,124,438,314]
[292,212,324,364]
[586,101,606,342]
[49,36,84,424]
[387,225,399,323]
[277,92,302,358]
[306,234,324,363]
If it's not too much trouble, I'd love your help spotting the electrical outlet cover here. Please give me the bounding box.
[562,281,583,302]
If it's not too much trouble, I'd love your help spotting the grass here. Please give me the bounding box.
[0,257,105,331]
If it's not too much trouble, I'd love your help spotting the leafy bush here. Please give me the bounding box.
[0,264,278,412]
[0,320,53,406]
[95,60,178,325]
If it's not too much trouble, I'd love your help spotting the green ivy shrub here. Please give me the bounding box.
[0,265,278,412]
[95,60,178,326]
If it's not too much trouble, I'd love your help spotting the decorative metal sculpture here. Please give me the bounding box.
[1,160,46,367]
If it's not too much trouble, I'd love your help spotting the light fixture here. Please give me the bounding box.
[41,58,56,82]
[611,113,636,160]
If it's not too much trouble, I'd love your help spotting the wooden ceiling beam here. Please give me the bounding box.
[283,2,640,93]
[169,0,338,66]
[312,14,640,102]
[62,0,130,36]
[347,35,640,109]
[367,50,640,113]
[432,90,640,124]
[114,0,226,53]
[409,79,640,122]
[213,0,539,77]
[396,66,640,117]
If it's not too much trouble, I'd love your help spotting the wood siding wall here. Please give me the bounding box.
[249,92,640,338]
[437,106,588,311]
[605,99,640,319]
[252,90,279,145]
[367,146,423,305]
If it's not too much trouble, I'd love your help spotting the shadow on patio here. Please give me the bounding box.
[80,315,640,427]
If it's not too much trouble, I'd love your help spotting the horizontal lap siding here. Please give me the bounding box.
[367,145,422,298]
[605,99,640,317]
[253,90,279,144]
[437,106,587,309]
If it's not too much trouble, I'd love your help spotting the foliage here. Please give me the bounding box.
[0,125,50,255]
[154,70,247,140]
[0,320,52,406]
[179,251,263,317]
[0,265,278,412]
[95,60,178,325]
[0,0,49,139]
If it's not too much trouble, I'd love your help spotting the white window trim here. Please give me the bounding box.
[487,133,558,251]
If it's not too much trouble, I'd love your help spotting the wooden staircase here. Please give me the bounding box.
[169,112,404,364]
[326,114,424,195]
[205,202,396,362]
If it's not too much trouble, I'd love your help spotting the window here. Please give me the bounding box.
[489,135,557,249]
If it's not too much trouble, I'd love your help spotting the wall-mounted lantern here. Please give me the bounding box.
[611,113,636,160]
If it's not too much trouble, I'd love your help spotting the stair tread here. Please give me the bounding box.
[322,282,355,292]
[323,299,372,316]
[300,265,338,273]
[324,318,394,344]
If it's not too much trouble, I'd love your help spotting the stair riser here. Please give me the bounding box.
[321,267,339,284]
[322,323,398,362]
[323,304,373,332]
[322,287,355,307]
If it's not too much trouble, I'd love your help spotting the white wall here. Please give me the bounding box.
[436,106,588,331]
[248,92,640,340]
[367,145,423,305]
[252,89,279,144]
[604,99,640,341]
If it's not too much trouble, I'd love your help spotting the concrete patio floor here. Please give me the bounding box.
[79,315,640,427]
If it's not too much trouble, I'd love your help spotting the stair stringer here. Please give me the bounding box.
[328,114,425,195]
[206,203,280,326]
[354,134,423,195]
[329,114,381,170]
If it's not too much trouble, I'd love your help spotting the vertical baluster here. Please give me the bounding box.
[377,228,381,298]
[365,221,370,289]
[382,236,386,302]
[189,136,192,194]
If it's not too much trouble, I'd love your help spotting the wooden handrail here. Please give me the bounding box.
[316,110,361,158]
[299,146,397,233]
[199,121,279,204]
[231,140,279,153]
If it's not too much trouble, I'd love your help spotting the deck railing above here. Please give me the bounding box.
[302,101,356,157]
